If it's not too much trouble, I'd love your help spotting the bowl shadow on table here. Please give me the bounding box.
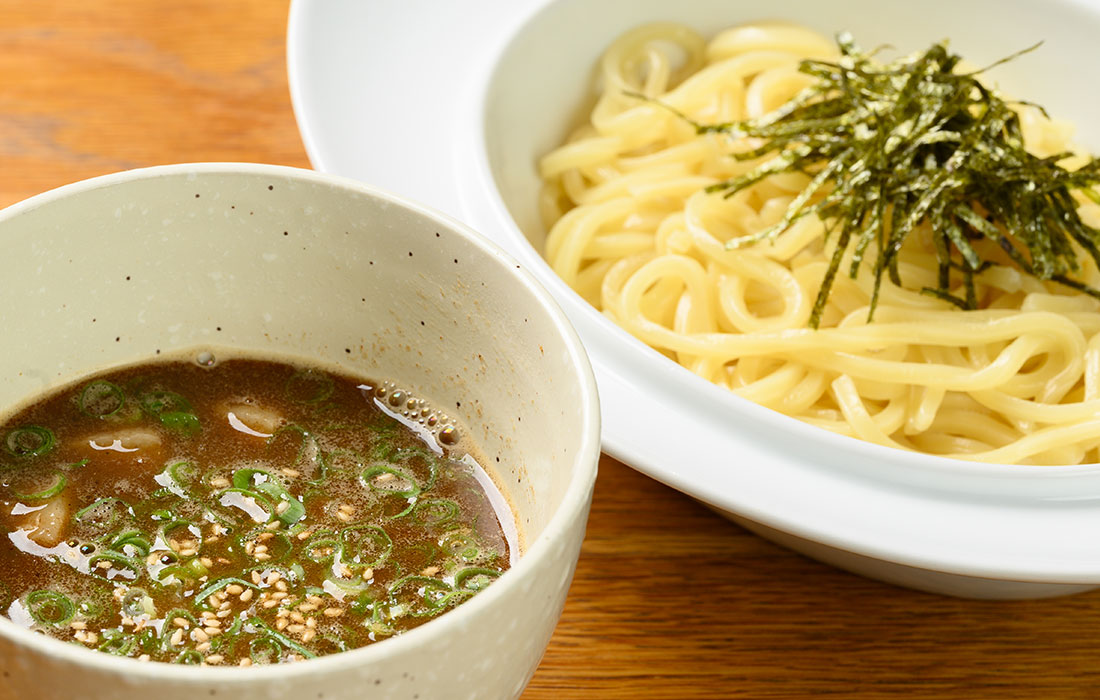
[525,456,1100,699]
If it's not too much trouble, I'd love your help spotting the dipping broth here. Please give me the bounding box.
[0,355,514,666]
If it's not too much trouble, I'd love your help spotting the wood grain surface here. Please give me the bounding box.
[2,2,1099,698]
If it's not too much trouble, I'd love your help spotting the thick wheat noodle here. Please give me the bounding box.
[539,21,1100,465]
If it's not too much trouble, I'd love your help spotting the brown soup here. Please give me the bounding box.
[0,355,514,666]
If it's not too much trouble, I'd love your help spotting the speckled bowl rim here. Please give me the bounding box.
[0,162,602,682]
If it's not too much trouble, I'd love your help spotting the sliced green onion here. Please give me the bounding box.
[411,498,459,527]
[138,390,191,416]
[285,369,334,404]
[79,380,125,418]
[237,527,292,563]
[88,552,142,581]
[163,608,198,630]
[267,425,323,479]
[193,577,261,609]
[246,619,317,659]
[120,588,154,618]
[231,468,303,526]
[135,626,160,655]
[455,567,502,592]
[159,411,201,437]
[173,650,204,665]
[303,532,341,565]
[98,630,136,656]
[248,636,282,665]
[359,464,421,499]
[5,426,56,459]
[339,524,392,570]
[106,530,152,558]
[387,575,453,617]
[440,532,481,563]
[26,590,75,626]
[9,469,66,500]
[167,461,200,492]
[214,487,275,524]
[160,519,201,549]
[154,558,208,585]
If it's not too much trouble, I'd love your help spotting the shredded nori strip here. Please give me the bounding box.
[690,34,1100,327]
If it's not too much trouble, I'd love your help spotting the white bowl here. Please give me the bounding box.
[0,164,600,699]
[454,0,1100,598]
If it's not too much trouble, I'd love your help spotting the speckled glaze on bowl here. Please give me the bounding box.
[0,163,600,700]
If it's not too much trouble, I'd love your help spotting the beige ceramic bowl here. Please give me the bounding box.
[0,163,600,699]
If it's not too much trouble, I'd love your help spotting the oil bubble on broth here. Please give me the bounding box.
[0,353,515,666]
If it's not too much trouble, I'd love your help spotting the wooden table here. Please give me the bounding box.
[2,2,1099,698]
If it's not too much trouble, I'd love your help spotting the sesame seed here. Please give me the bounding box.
[204,627,222,637]
[138,655,151,662]
[275,580,288,592]
[192,629,210,643]
[297,530,312,541]
[200,557,214,568]
[251,571,262,584]
[172,617,190,629]
[226,584,243,595]
[254,552,271,561]
[275,501,290,515]
[265,521,281,530]
[281,468,300,478]
[323,608,344,618]
[307,595,324,605]
[286,624,306,634]
[85,632,98,644]
[267,571,282,584]
[170,629,184,646]
[306,617,317,630]
[216,609,232,618]
[276,618,289,631]
[240,588,254,603]
[262,599,279,609]
[70,621,87,630]
[239,658,252,667]
[421,566,440,577]
[179,548,197,557]
[258,533,275,542]
[271,591,288,600]
[290,612,306,624]
[206,654,224,665]
[335,512,351,522]
[297,604,317,613]
[210,477,230,489]
[195,642,211,653]
[301,629,316,643]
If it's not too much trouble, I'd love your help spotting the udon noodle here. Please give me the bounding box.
[538,22,1100,465]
